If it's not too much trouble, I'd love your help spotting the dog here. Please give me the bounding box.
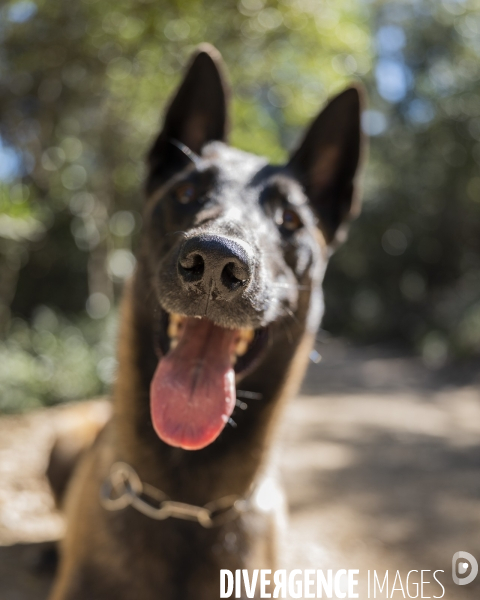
[48,43,364,600]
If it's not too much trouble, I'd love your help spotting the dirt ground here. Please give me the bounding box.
[1,338,480,599]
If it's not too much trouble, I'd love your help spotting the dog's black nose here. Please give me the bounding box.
[178,234,252,297]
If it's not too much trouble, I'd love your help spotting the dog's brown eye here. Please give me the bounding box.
[174,183,196,204]
[280,208,302,231]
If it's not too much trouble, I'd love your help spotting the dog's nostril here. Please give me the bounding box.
[179,252,204,283]
[180,252,203,270]
[177,235,252,294]
[221,262,247,291]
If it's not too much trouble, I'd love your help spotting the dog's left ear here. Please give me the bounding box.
[287,86,364,244]
[147,44,229,191]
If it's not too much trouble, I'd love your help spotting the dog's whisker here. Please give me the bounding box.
[228,417,237,428]
[284,323,294,344]
[169,138,202,165]
[236,390,263,400]
[276,310,296,344]
[146,286,158,307]
[235,400,248,410]
[283,307,300,325]
[271,283,311,291]
[165,231,188,237]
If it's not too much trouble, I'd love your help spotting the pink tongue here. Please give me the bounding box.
[150,318,237,450]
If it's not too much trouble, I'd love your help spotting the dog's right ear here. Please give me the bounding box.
[146,44,229,192]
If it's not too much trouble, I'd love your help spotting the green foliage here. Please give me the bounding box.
[323,0,480,365]
[0,307,117,412]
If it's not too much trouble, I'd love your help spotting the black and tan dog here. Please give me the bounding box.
[48,44,363,600]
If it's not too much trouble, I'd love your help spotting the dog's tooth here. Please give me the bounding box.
[240,328,254,343]
[169,338,178,350]
[167,321,179,339]
[234,329,254,356]
[168,313,185,339]
[235,339,249,357]
[170,313,183,326]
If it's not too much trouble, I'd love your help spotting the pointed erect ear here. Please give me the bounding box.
[287,86,364,244]
[147,44,230,190]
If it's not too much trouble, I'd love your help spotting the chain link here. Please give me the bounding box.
[100,462,248,528]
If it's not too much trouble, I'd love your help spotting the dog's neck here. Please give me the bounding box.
[111,266,314,506]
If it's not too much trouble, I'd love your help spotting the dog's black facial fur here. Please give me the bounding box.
[141,44,362,365]
[144,145,321,332]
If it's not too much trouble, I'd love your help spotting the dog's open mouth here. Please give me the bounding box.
[150,312,267,451]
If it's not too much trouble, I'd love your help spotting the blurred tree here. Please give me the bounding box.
[323,0,480,368]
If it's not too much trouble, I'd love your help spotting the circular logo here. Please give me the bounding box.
[452,551,478,585]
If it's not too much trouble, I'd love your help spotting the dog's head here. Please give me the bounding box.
[136,45,363,451]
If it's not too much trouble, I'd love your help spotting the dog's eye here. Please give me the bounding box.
[174,183,197,204]
[280,208,302,232]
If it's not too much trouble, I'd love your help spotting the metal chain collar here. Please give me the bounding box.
[100,462,249,528]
